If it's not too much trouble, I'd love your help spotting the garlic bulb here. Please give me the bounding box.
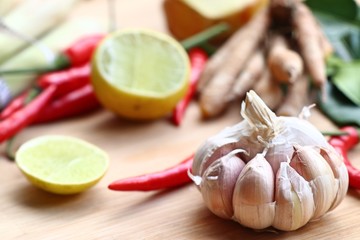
[192,90,348,231]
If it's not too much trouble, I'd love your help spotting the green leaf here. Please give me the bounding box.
[343,31,360,59]
[332,59,360,106]
[313,11,360,61]
[306,0,359,21]
[307,0,360,61]
[318,82,360,127]
[308,1,360,127]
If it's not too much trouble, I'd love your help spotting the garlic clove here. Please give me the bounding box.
[330,165,348,211]
[200,150,246,219]
[265,145,292,174]
[233,202,276,230]
[308,175,337,219]
[319,146,349,210]
[233,154,275,229]
[273,162,315,231]
[290,145,336,219]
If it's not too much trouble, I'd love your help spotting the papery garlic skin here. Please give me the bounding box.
[192,90,349,231]
[265,117,328,173]
[192,120,264,177]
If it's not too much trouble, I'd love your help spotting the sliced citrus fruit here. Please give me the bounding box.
[91,28,190,120]
[15,135,109,195]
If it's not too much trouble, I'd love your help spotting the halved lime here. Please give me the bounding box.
[15,135,109,195]
[91,28,190,120]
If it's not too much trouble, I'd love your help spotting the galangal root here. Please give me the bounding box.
[197,0,332,119]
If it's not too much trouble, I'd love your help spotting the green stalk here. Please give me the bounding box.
[321,128,360,137]
[321,131,349,136]
[180,22,229,50]
[0,66,60,75]
[0,55,69,75]
[198,42,218,56]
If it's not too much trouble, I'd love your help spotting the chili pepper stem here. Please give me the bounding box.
[0,54,70,75]
[5,137,16,160]
[322,131,349,136]
[321,129,360,137]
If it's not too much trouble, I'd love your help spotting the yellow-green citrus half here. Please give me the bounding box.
[15,135,109,195]
[91,28,190,120]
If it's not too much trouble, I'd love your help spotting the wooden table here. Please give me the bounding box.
[1,0,360,239]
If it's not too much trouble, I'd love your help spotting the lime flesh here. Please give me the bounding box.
[16,135,109,195]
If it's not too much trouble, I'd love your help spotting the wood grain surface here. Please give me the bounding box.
[1,1,360,239]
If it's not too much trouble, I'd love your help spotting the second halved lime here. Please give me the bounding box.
[91,29,190,120]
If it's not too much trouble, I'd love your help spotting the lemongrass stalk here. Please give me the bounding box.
[0,18,105,108]
[0,0,22,16]
[0,0,81,64]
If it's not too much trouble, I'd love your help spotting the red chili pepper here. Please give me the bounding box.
[171,48,208,126]
[37,63,91,98]
[0,85,56,143]
[2,64,92,119]
[33,84,100,124]
[0,34,104,125]
[0,34,105,76]
[328,126,360,189]
[63,34,105,67]
[108,154,194,191]
[0,93,27,120]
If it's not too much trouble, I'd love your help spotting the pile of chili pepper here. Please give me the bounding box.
[0,34,104,145]
[109,126,360,192]
[0,22,225,143]
[0,44,208,146]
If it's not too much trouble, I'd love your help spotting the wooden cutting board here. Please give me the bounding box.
[1,0,360,239]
